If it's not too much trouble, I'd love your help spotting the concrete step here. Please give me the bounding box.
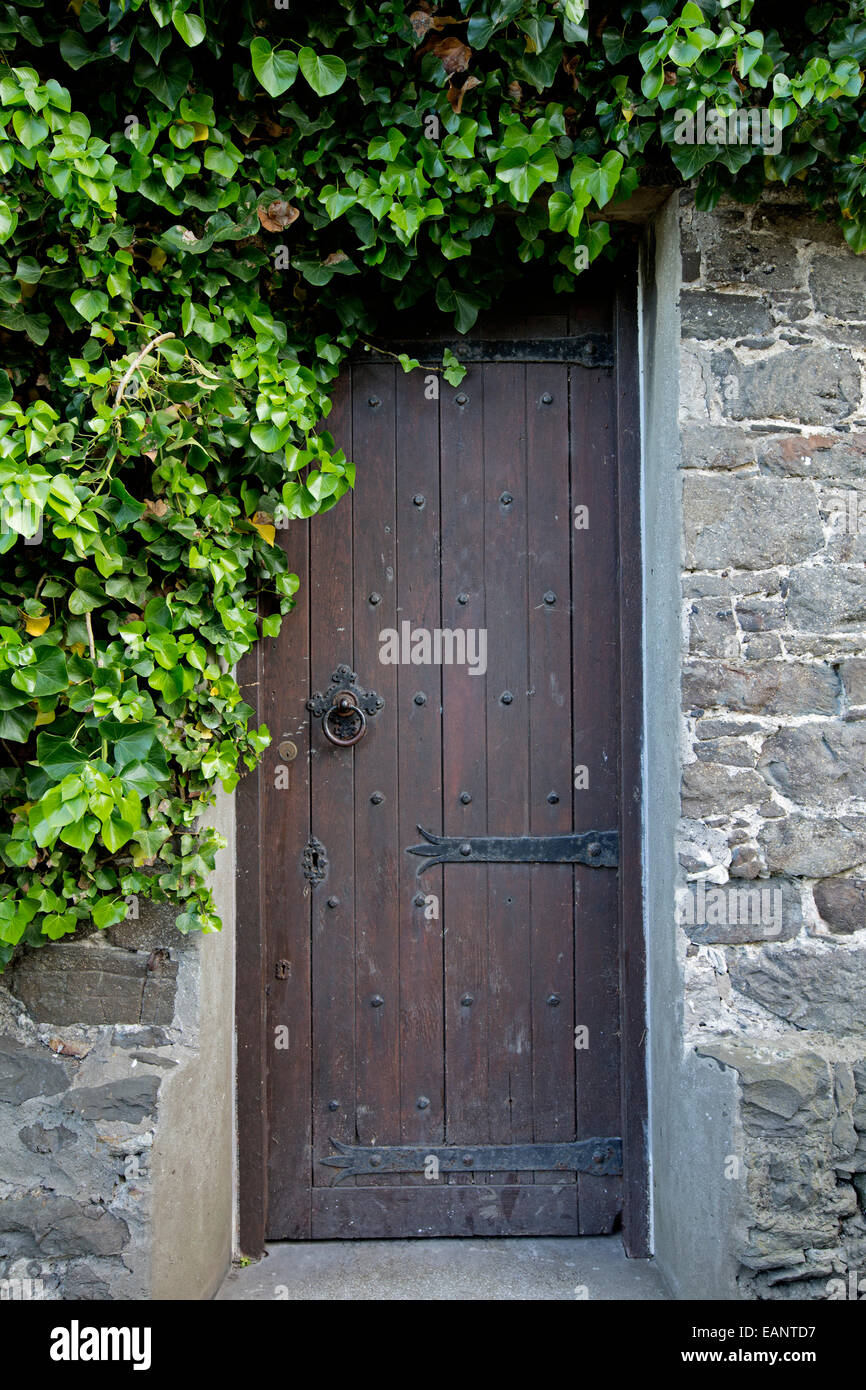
[216,1236,668,1301]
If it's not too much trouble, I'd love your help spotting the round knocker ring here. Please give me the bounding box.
[322,691,368,747]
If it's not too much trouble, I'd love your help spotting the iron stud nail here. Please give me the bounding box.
[413,893,426,907]
[462,1154,474,1166]
[369,592,382,605]
[414,692,426,705]
[500,491,513,506]
[371,791,384,805]
[544,590,556,605]
[455,393,468,406]
[413,493,425,507]
[327,896,340,909]
[547,792,559,805]
[368,396,380,407]
[328,1100,340,1111]
[588,841,602,858]
[417,1096,430,1110]
[459,841,472,857]
[371,995,385,1008]
[459,791,472,805]
[461,993,474,1006]
[547,994,561,1007]
[500,691,513,705]
[541,392,553,405]
[370,1153,383,1166]
[457,592,469,605]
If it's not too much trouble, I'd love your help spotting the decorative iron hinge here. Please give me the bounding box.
[353,335,614,369]
[321,1137,622,1183]
[406,826,618,875]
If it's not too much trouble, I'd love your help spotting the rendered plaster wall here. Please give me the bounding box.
[0,792,235,1300]
[646,189,866,1300]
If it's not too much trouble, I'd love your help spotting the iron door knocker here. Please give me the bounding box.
[307,665,384,748]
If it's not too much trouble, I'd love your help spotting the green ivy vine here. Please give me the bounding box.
[0,0,864,966]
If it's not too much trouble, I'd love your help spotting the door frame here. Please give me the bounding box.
[235,266,648,1259]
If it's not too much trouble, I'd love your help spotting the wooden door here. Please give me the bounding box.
[238,274,647,1245]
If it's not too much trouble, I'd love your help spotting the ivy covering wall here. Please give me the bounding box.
[0,0,863,964]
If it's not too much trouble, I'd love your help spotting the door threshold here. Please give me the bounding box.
[216,1236,666,1301]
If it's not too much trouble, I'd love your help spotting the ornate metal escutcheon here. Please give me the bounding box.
[307,664,384,747]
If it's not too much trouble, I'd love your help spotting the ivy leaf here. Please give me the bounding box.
[298,48,347,97]
[172,11,206,47]
[250,38,298,97]
[0,198,18,241]
[133,54,193,108]
[71,287,109,323]
[92,895,127,930]
[495,145,559,202]
[36,734,87,782]
[11,647,68,699]
[12,111,48,148]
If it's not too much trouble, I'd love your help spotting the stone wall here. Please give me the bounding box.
[0,794,235,1300]
[674,189,866,1297]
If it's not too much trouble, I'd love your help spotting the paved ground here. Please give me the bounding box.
[217,1237,669,1301]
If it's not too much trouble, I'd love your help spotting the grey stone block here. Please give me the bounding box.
[729,944,866,1035]
[682,761,768,816]
[680,423,761,470]
[712,347,861,424]
[757,431,866,481]
[841,660,866,706]
[701,233,802,291]
[809,253,866,322]
[682,660,839,716]
[684,475,822,570]
[681,879,800,944]
[107,899,193,952]
[759,722,866,807]
[10,942,178,1026]
[688,599,737,656]
[64,1076,160,1123]
[0,1195,129,1258]
[786,565,866,630]
[681,290,772,341]
[814,878,866,935]
[760,815,866,878]
[0,1036,70,1103]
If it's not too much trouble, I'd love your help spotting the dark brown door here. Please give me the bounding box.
[243,276,645,1241]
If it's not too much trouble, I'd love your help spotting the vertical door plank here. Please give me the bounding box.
[439,368,488,1185]
[395,369,445,1183]
[351,364,400,1180]
[309,375,357,1196]
[526,364,577,1201]
[482,362,533,1190]
[570,358,623,1234]
[263,509,312,1238]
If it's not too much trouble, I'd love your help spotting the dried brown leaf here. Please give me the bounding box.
[410,8,434,38]
[432,36,471,73]
[257,200,300,233]
[447,73,480,113]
